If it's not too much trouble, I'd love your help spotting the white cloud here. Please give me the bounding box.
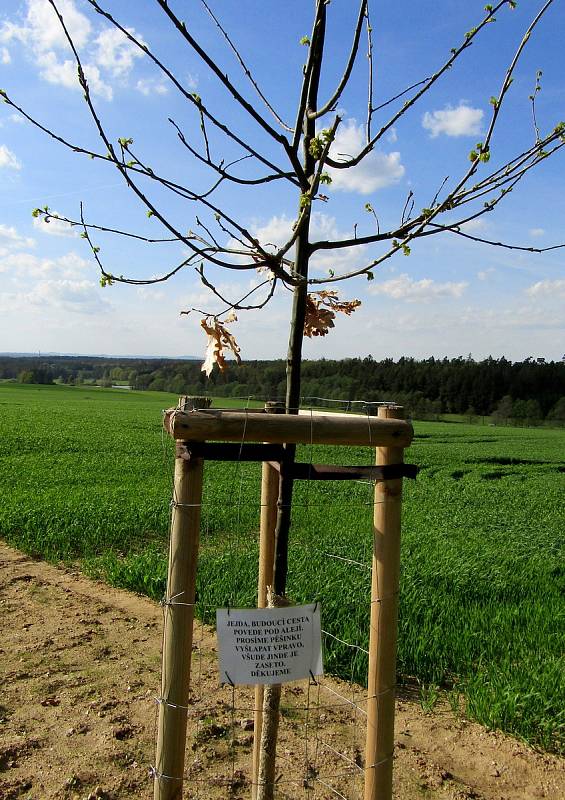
[9,113,25,124]
[461,305,563,331]
[82,63,113,100]
[35,49,112,100]
[0,0,91,53]
[1,46,10,64]
[327,119,405,195]
[0,249,89,279]
[422,103,483,138]
[460,218,488,233]
[136,77,169,96]
[0,277,109,317]
[526,279,565,298]
[55,252,91,274]
[369,273,468,302]
[32,210,78,238]
[243,212,368,278]
[0,223,35,249]
[477,268,495,281]
[528,228,545,237]
[136,286,166,301]
[0,243,105,316]
[248,214,292,252]
[0,144,21,170]
[0,251,42,275]
[30,277,106,313]
[365,304,564,340]
[249,213,339,254]
[1,0,142,100]
[93,27,144,78]
[34,48,77,88]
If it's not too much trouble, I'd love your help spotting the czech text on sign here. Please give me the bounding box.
[216,604,323,685]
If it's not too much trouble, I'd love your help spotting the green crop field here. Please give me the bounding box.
[0,382,563,753]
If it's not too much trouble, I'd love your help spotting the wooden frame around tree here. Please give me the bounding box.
[154,401,413,800]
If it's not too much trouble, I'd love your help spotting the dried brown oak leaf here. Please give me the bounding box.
[201,315,242,377]
[304,291,361,337]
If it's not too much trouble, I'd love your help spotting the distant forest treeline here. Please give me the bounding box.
[2,354,565,422]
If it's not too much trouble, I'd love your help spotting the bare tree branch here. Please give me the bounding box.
[34,211,178,244]
[77,203,197,286]
[5,2,562,357]
[291,0,327,154]
[401,191,415,226]
[168,118,298,188]
[309,0,367,121]
[366,4,375,141]
[310,0,562,263]
[86,0,294,181]
[196,266,279,314]
[48,2,305,284]
[529,69,543,144]
[153,0,287,146]
[153,0,307,183]
[200,0,292,133]
[325,1,520,170]
[429,223,565,254]
[309,129,564,257]
[470,1,555,176]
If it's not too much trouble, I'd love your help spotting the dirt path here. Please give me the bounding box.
[1,542,563,800]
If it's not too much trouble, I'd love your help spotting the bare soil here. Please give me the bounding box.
[1,542,563,800]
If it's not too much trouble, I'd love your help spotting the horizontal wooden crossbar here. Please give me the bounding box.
[165,408,413,448]
[177,442,285,462]
[176,442,418,481]
[269,462,419,481]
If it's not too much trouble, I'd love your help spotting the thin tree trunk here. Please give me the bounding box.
[256,6,326,799]
[274,0,326,597]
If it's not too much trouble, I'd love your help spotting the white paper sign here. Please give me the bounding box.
[216,604,323,686]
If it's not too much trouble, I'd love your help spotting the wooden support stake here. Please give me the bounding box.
[364,405,405,800]
[179,395,212,410]
[154,399,206,800]
[252,403,282,800]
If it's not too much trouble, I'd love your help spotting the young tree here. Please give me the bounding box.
[492,393,514,424]
[547,396,565,422]
[2,1,564,797]
[3,0,563,582]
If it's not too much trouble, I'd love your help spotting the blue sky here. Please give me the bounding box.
[0,0,564,362]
